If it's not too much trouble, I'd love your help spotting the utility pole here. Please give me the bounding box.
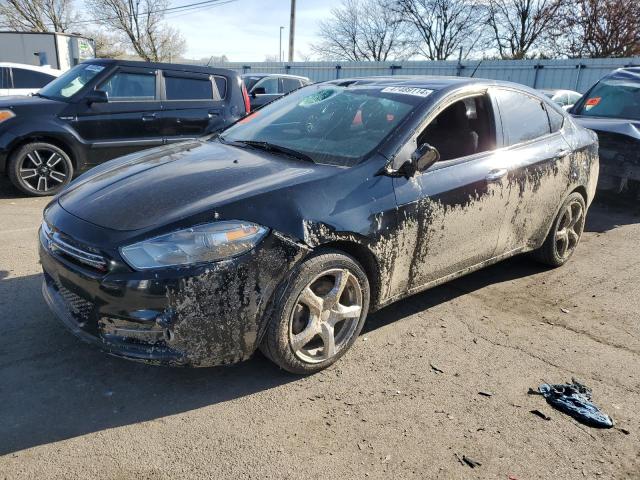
[279,26,284,63]
[288,0,296,62]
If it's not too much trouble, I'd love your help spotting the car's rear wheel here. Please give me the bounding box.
[8,142,73,196]
[261,250,370,374]
[533,192,586,267]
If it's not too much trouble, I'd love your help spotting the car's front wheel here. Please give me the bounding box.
[533,192,586,267]
[261,250,370,374]
[8,142,73,196]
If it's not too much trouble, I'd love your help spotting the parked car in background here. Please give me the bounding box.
[540,89,582,110]
[0,59,249,196]
[570,67,640,196]
[39,77,598,374]
[0,63,61,96]
[242,73,311,110]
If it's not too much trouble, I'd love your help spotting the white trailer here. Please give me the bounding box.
[0,31,95,71]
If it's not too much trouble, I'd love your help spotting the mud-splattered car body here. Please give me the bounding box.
[570,67,640,195]
[40,76,599,367]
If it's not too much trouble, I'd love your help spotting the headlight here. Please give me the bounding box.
[120,221,268,270]
[0,110,15,124]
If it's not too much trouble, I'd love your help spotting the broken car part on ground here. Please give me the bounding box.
[536,379,614,428]
[39,76,599,374]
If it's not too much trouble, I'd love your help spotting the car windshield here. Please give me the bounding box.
[220,84,427,166]
[575,79,640,120]
[39,63,106,100]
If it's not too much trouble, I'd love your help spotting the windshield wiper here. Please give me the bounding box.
[232,140,315,164]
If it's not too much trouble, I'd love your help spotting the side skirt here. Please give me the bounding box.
[376,246,528,310]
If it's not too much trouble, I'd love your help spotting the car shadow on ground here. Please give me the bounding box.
[585,196,640,233]
[0,254,550,455]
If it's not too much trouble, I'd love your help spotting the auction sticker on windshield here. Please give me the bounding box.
[381,87,433,97]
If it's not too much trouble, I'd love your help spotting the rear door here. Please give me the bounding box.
[160,70,227,143]
[71,66,163,165]
[492,88,573,253]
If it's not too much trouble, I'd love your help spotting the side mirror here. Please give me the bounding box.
[86,89,108,105]
[252,87,266,96]
[400,143,439,176]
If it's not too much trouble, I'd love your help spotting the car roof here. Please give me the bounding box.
[0,62,62,74]
[83,58,238,77]
[324,75,522,91]
[241,73,310,80]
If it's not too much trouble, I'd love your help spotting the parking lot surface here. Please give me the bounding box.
[0,179,638,479]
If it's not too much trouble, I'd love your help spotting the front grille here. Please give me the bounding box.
[57,282,94,323]
[41,222,108,271]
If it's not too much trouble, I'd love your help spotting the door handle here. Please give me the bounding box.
[141,114,157,122]
[555,149,571,158]
[486,168,508,181]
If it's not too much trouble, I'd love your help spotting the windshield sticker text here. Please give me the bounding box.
[381,87,433,97]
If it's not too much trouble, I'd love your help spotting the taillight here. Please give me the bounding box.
[241,83,251,113]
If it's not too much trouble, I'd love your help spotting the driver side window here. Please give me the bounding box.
[417,94,496,162]
[253,77,280,94]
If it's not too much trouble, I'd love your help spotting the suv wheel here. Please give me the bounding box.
[261,250,370,374]
[8,142,73,196]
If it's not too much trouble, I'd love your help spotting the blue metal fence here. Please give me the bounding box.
[199,57,640,92]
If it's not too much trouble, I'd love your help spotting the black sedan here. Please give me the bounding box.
[39,77,599,374]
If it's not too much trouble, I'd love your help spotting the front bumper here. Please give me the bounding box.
[40,229,306,367]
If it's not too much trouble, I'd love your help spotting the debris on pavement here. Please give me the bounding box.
[537,379,614,428]
[478,391,493,397]
[462,455,482,468]
[430,363,444,374]
[530,409,551,421]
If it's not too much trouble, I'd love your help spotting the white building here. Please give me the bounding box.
[0,31,95,71]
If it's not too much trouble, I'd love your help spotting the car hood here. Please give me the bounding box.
[58,140,337,231]
[0,95,67,114]
[572,115,640,141]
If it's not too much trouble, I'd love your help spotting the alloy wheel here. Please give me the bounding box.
[19,148,69,193]
[289,268,363,364]
[554,198,584,260]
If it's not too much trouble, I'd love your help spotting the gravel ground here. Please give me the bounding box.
[0,178,638,479]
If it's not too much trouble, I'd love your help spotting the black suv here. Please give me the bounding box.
[0,59,249,196]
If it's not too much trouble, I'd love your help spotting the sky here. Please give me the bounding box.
[167,0,343,61]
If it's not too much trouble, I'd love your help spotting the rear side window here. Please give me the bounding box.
[12,68,55,88]
[100,71,156,100]
[494,89,551,145]
[546,105,564,132]
[213,76,226,99]
[282,78,302,93]
[165,75,213,100]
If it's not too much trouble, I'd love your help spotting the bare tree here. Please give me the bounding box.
[485,0,565,59]
[392,0,484,60]
[84,28,127,58]
[0,0,77,32]
[311,0,413,61]
[85,0,186,62]
[553,0,640,58]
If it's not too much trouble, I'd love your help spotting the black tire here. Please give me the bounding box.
[533,192,586,267]
[260,249,370,374]
[8,142,73,196]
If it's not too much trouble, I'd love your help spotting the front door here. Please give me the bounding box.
[249,76,282,110]
[71,66,163,165]
[390,93,511,296]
